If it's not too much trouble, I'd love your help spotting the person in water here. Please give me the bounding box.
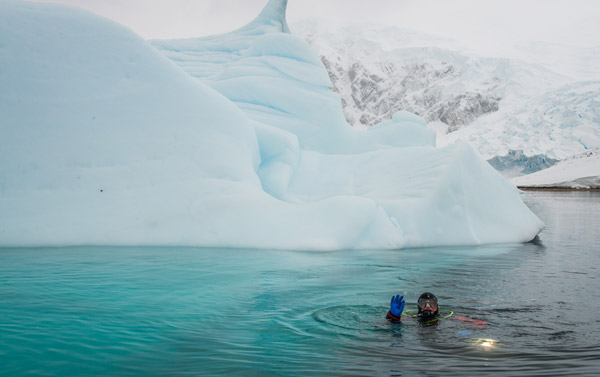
[386,292,438,322]
[386,292,488,328]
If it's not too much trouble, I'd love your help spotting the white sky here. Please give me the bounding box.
[30,0,600,51]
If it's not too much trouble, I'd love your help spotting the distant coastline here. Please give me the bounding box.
[517,186,600,192]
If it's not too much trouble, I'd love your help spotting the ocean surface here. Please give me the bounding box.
[1,191,599,376]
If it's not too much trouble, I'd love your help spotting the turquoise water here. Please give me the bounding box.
[1,191,599,376]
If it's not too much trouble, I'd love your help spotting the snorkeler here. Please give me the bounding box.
[386,292,438,322]
[386,292,487,327]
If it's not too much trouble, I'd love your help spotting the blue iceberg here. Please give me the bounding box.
[0,0,543,249]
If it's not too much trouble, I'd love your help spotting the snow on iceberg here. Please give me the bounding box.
[0,0,543,250]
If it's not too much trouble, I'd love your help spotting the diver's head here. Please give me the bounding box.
[417,292,439,318]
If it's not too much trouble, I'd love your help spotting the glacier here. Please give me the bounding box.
[488,150,559,178]
[0,0,543,250]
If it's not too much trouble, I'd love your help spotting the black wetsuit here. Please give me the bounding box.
[386,310,439,323]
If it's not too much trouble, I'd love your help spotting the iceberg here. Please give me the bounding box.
[0,0,543,250]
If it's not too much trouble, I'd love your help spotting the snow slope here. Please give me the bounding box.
[0,0,543,249]
[511,151,600,189]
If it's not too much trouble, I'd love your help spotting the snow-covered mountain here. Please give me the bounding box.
[297,24,569,130]
[293,22,600,179]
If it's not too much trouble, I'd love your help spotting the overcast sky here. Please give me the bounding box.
[31,0,600,52]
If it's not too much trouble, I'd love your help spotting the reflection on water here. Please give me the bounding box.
[0,192,599,376]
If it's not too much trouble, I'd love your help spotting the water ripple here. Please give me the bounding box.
[1,192,599,376]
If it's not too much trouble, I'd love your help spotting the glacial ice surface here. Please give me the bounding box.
[488,150,559,178]
[0,0,543,249]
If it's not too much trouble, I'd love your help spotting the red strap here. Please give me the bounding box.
[386,311,401,321]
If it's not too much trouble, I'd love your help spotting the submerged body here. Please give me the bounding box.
[386,293,487,328]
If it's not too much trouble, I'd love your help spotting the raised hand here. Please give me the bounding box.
[390,294,405,317]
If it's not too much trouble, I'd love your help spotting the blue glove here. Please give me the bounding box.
[390,294,405,317]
